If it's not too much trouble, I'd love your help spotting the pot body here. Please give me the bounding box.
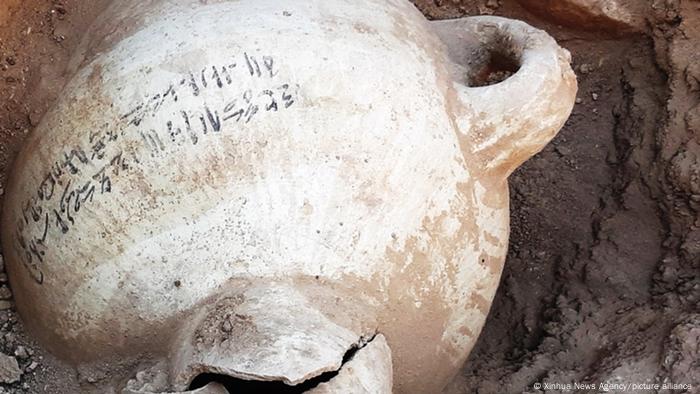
[1,0,576,392]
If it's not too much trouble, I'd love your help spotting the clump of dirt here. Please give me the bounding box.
[0,1,697,393]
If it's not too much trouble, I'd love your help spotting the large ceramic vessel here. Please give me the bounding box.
[1,0,576,392]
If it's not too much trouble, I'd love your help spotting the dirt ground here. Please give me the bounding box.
[0,1,698,393]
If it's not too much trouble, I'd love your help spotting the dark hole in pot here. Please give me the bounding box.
[433,21,523,87]
[188,341,362,393]
[468,48,521,87]
[189,374,321,393]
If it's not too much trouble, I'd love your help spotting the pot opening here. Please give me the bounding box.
[466,32,522,87]
[468,47,520,87]
[433,19,525,87]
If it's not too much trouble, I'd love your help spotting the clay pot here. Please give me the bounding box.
[1,0,576,392]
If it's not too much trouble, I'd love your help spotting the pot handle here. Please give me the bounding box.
[431,16,577,178]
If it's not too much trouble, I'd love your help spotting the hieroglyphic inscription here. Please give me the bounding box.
[14,52,299,284]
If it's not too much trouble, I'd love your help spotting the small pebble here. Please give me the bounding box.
[26,361,38,372]
[14,346,28,359]
[591,92,599,101]
[556,146,573,156]
[0,287,12,300]
[0,353,21,383]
